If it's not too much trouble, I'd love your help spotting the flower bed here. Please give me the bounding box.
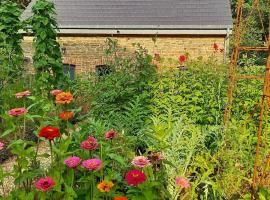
[0,90,189,200]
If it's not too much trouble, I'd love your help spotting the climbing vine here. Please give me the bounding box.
[31,0,63,92]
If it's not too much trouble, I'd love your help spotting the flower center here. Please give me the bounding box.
[132,174,139,178]
[43,181,49,186]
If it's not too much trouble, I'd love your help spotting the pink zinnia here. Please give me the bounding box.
[80,136,98,150]
[50,89,62,96]
[8,107,27,117]
[105,129,117,140]
[178,55,186,63]
[125,170,146,186]
[175,177,190,189]
[82,158,102,171]
[35,176,56,192]
[0,142,4,151]
[64,156,81,168]
[15,90,31,99]
[131,156,150,168]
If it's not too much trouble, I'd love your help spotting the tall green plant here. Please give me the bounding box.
[0,0,24,114]
[0,0,24,84]
[87,39,157,135]
[31,0,63,92]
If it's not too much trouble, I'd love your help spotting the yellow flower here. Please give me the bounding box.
[97,180,114,193]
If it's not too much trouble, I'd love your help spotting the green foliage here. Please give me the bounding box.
[148,62,226,125]
[31,0,63,92]
[1,23,270,199]
[231,0,270,66]
[1,90,170,199]
[0,0,24,87]
[75,39,157,136]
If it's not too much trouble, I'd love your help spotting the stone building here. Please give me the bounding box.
[22,0,232,75]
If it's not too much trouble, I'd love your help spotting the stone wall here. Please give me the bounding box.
[22,35,226,74]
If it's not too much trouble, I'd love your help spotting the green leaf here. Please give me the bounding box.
[107,153,127,166]
[1,128,15,138]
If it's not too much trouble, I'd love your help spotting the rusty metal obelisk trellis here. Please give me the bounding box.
[223,0,270,191]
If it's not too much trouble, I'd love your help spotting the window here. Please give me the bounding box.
[95,64,111,79]
[63,64,76,80]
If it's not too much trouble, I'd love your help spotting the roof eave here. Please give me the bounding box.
[22,25,233,35]
[56,28,232,35]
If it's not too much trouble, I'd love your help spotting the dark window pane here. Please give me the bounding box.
[63,64,76,80]
[95,64,111,79]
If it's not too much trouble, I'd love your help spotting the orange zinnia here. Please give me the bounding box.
[59,111,74,121]
[97,180,114,193]
[55,92,73,104]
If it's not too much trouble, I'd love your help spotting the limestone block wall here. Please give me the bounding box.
[22,35,225,74]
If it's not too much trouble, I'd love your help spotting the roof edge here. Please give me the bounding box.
[58,24,233,29]
[49,28,232,35]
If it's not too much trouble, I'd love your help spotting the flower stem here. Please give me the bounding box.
[173,187,182,200]
[23,100,26,139]
[34,139,39,164]
[49,140,53,165]
[91,173,95,200]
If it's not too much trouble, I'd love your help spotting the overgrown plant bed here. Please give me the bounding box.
[0,90,179,200]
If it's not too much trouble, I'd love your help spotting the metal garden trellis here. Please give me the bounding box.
[223,0,270,192]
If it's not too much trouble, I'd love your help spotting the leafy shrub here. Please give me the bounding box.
[148,60,227,125]
[74,39,157,136]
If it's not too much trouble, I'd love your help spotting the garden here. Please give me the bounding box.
[1,0,270,200]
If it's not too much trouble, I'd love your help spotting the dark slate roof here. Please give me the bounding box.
[22,0,232,30]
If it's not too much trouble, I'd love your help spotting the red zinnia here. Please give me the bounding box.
[125,170,146,186]
[35,176,55,192]
[105,129,117,140]
[213,43,219,51]
[80,136,98,150]
[178,55,186,63]
[39,126,60,140]
[114,197,128,200]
